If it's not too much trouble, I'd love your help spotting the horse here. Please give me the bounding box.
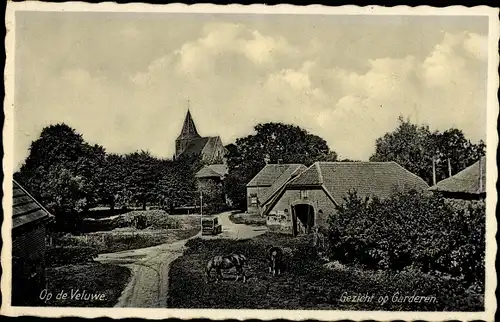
[206,254,247,283]
[267,246,284,276]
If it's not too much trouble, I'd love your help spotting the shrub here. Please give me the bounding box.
[328,190,485,288]
[46,246,98,267]
[145,213,181,229]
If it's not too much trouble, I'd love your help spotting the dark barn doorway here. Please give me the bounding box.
[292,204,315,236]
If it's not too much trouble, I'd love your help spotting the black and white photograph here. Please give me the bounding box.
[2,2,498,321]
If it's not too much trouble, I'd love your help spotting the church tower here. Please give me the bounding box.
[175,109,201,158]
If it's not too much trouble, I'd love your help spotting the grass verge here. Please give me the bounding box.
[44,263,131,307]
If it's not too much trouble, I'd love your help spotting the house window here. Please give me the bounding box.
[250,194,258,206]
[281,208,289,220]
[300,190,309,199]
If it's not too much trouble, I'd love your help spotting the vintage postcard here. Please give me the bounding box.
[2,1,499,321]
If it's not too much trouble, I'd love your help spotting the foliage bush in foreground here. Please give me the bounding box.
[328,190,485,289]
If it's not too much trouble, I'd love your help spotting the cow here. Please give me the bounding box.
[206,254,247,283]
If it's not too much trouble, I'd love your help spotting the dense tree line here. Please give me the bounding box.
[16,117,485,217]
[223,122,339,209]
[14,123,201,218]
[370,116,485,186]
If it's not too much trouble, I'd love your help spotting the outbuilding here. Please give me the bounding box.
[196,164,231,207]
[12,180,55,305]
[428,156,486,200]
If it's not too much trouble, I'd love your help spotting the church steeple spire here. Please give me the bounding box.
[177,104,201,140]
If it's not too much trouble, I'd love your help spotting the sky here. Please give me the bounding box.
[13,12,489,170]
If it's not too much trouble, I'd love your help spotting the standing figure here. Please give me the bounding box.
[267,246,284,276]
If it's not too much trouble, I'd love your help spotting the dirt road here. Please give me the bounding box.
[96,211,267,308]
[200,211,268,240]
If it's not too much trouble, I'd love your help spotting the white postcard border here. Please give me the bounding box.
[2,2,499,321]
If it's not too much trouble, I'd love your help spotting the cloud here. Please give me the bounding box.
[242,30,296,65]
[314,32,487,159]
[464,32,488,61]
[14,16,488,170]
[169,22,297,76]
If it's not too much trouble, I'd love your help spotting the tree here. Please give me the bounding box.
[157,154,199,211]
[432,129,486,182]
[198,179,226,214]
[370,117,485,185]
[19,123,87,173]
[16,122,207,224]
[123,150,162,210]
[16,123,104,214]
[224,122,338,209]
[95,153,127,210]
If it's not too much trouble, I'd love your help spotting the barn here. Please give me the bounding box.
[428,156,486,200]
[261,161,429,235]
[12,180,55,306]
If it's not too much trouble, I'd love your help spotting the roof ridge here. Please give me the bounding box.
[324,161,393,164]
[287,165,307,185]
[12,180,54,218]
[246,163,274,187]
[260,167,298,205]
[390,161,428,187]
[315,162,324,184]
[290,164,305,175]
[261,165,309,206]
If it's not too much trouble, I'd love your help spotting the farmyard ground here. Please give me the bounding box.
[167,231,483,311]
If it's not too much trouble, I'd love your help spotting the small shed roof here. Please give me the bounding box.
[12,180,54,230]
[428,156,486,195]
[196,164,229,178]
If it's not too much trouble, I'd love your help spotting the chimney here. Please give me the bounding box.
[432,158,437,186]
[479,157,483,192]
[447,158,452,178]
